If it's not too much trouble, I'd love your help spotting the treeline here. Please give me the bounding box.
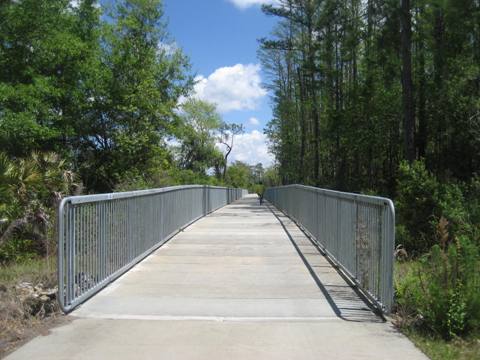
[259,0,480,341]
[0,0,269,262]
[260,0,479,193]
[0,0,194,192]
[0,0,267,194]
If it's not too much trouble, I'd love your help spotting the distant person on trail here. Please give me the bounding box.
[254,184,265,206]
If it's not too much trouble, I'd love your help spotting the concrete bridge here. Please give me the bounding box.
[7,193,427,359]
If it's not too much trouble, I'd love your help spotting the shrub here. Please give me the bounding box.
[396,160,472,254]
[396,222,480,339]
[0,237,37,264]
[464,175,480,233]
[435,182,471,240]
[0,152,78,262]
[396,160,440,253]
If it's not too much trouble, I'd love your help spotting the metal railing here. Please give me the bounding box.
[57,185,245,312]
[264,185,395,313]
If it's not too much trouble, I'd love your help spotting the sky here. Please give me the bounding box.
[162,0,278,167]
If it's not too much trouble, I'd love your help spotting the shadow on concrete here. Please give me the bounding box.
[266,203,385,324]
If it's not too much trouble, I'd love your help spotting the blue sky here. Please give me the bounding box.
[163,0,278,166]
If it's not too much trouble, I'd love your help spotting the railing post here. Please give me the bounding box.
[203,185,207,215]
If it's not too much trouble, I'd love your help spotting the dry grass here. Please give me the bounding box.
[0,257,65,358]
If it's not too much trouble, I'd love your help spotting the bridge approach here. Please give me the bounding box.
[6,188,427,360]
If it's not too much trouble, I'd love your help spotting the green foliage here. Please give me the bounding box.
[170,169,221,186]
[0,0,259,264]
[396,160,474,254]
[396,160,441,253]
[174,99,248,183]
[464,176,480,229]
[77,0,192,191]
[0,237,37,264]
[0,0,193,192]
[402,327,480,360]
[0,257,56,286]
[175,99,223,175]
[0,152,78,262]
[262,166,280,188]
[396,233,480,340]
[225,161,252,189]
[252,184,265,197]
[260,0,480,192]
[0,0,97,157]
[114,165,223,192]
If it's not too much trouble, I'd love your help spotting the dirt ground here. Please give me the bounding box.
[0,312,70,359]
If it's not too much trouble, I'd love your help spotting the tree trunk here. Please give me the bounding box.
[417,34,427,158]
[297,67,307,183]
[400,0,415,162]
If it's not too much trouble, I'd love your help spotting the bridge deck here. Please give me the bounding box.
[7,195,426,360]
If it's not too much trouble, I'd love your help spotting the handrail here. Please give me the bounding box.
[57,185,245,312]
[264,184,395,313]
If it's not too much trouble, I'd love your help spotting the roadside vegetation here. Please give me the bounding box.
[259,0,480,358]
[0,258,60,356]
[1,0,479,359]
[393,162,480,358]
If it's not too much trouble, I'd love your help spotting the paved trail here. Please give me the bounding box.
[6,195,427,360]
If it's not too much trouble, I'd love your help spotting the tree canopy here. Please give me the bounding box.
[260,0,480,195]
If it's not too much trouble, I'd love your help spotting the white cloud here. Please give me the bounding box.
[248,117,260,126]
[190,64,267,113]
[228,0,279,9]
[218,130,273,166]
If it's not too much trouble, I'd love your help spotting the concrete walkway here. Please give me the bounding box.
[6,195,427,360]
